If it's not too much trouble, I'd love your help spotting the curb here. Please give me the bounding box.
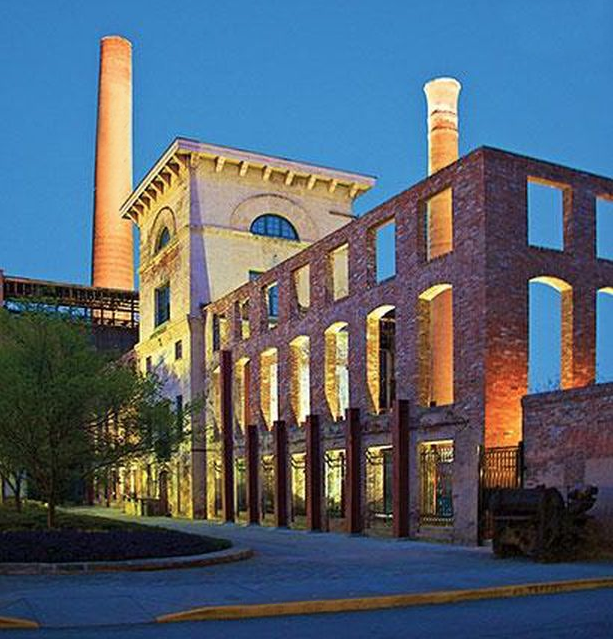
[0,615,39,630]
[0,547,253,575]
[157,576,613,623]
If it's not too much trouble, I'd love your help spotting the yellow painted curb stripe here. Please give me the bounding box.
[0,615,39,630]
[157,576,613,623]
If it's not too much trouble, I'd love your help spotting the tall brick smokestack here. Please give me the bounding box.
[91,35,133,290]
[423,77,461,175]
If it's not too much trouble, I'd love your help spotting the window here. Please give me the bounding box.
[265,282,279,328]
[425,188,453,260]
[174,340,183,360]
[324,322,349,420]
[597,197,613,260]
[528,276,573,392]
[212,314,222,351]
[155,227,171,253]
[596,288,613,383]
[419,441,454,526]
[175,395,184,433]
[527,179,564,250]
[154,283,170,327]
[290,335,310,424]
[418,284,453,407]
[260,348,278,428]
[145,356,152,374]
[293,265,310,312]
[238,299,250,339]
[250,214,298,240]
[249,269,263,282]
[374,219,396,282]
[330,243,349,300]
[366,306,396,414]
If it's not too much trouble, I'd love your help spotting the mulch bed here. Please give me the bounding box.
[0,528,231,563]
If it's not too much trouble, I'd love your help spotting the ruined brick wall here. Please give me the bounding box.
[523,383,613,521]
[482,148,613,446]
[201,147,613,543]
[204,148,491,542]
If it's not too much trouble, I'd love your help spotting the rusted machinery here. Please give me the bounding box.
[490,485,598,562]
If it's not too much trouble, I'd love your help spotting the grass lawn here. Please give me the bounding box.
[0,501,231,563]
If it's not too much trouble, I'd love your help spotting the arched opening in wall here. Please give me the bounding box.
[366,305,396,414]
[597,288,613,383]
[418,284,453,407]
[290,336,310,425]
[528,276,573,392]
[260,347,278,428]
[235,357,250,431]
[324,322,349,420]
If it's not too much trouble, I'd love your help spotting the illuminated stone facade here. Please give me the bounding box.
[121,138,374,516]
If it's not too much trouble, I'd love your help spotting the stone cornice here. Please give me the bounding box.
[121,137,376,224]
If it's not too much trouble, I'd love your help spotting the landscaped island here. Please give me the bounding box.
[0,503,230,564]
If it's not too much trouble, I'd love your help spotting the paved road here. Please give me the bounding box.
[0,507,612,631]
[2,590,613,638]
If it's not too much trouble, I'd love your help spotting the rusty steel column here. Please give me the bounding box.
[345,408,363,534]
[306,414,322,531]
[220,350,235,523]
[246,424,260,525]
[92,35,134,290]
[392,399,410,538]
[273,420,289,527]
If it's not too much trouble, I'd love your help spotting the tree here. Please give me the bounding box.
[0,308,190,527]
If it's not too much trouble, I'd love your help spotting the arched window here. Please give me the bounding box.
[155,227,171,253]
[250,214,298,240]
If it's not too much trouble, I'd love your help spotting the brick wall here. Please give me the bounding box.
[523,382,613,521]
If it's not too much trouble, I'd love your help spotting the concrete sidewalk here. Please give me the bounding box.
[1,507,612,629]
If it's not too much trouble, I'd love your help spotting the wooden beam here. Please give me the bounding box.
[307,175,317,190]
[263,166,273,182]
[239,161,249,177]
[285,170,295,186]
[349,183,360,198]
[328,179,338,194]
[215,156,226,173]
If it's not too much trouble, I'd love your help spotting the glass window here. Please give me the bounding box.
[154,284,170,327]
[250,214,299,240]
[155,227,171,253]
[174,340,183,360]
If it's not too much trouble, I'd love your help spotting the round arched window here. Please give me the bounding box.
[250,214,298,240]
[155,227,171,253]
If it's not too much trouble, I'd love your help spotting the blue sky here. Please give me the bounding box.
[0,0,611,383]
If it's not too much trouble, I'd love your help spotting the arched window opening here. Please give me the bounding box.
[155,227,171,253]
[260,348,278,429]
[597,288,613,383]
[250,214,299,240]
[235,357,250,431]
[528,276,573,392]
[418,284,453,407]
[290,335,310,425]
[366,305,396,414]
[324,322,349,420]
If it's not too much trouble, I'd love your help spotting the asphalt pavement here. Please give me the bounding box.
[0,507,612,633]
